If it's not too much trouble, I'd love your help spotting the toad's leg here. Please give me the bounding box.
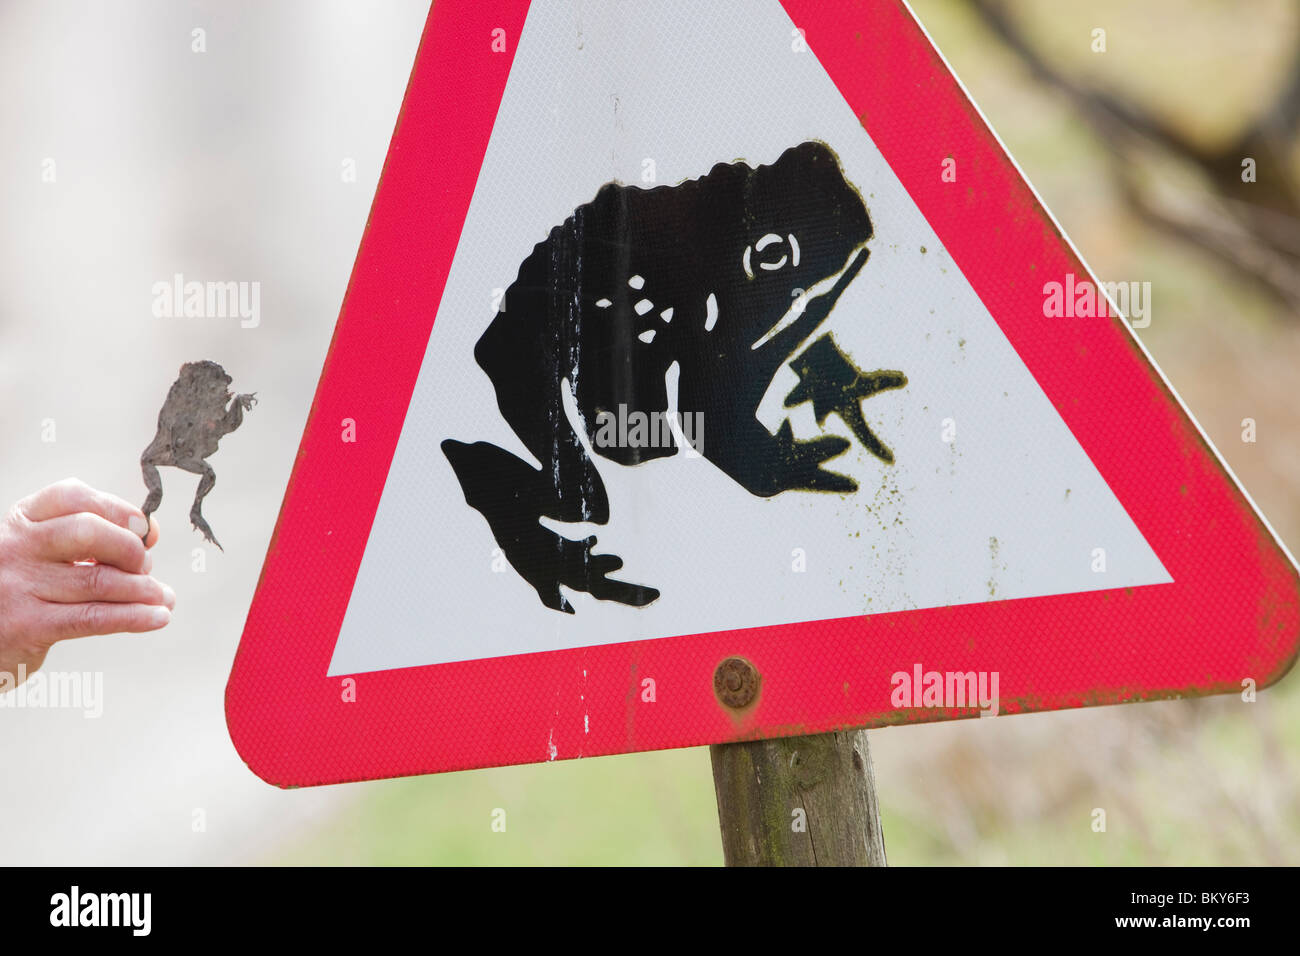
[677,353,856,497]
[441,291,659,613]
[141,463,164,523]
[687,411,856,497]
[442,439,659,613]
[174,457,222,551]
[139,433,172,541]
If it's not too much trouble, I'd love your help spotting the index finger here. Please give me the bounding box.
[18,478,149,538]
[29,512,151,573]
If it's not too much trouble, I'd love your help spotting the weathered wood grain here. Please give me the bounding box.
[710,729,887,866]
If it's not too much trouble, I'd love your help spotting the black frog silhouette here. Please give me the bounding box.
[442,140,905,614]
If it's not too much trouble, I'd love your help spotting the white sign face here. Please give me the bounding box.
[327,0,1168,676]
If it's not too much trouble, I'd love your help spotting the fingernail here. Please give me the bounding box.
[148,605,171,627]
[160,583,176,609]
[142,552,153,574]
[128,514,148,537]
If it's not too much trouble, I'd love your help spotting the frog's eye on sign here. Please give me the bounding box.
[227,0,1299,787]
[744,233,801,279]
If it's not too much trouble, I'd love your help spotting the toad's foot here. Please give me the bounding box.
[538,533,660,614]
[771,419,858,494]
[190,507,224,552]
[443,438,657,614]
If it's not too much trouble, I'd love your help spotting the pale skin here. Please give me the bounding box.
[0,478,173,686]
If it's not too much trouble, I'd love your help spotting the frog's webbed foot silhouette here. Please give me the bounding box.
[442,439,659,613]
[784,333,907,465]
[771,419,858,494]
[539,534,660,614]
[687,412,856,497]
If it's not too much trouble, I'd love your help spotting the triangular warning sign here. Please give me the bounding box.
[227,0,1299,787]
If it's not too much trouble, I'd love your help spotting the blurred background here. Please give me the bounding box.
[1,0,1298,865]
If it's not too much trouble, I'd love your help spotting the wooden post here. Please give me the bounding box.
[709,728,888,866]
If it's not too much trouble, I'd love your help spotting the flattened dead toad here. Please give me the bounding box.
[140,361,256,550]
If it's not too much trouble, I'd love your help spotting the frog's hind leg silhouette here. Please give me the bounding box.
[443,277,662,614]
[442,439,659,614]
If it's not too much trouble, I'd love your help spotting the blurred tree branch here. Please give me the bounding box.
[968,0,1300,314]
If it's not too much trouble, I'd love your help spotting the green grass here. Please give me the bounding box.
[271,747,724,866]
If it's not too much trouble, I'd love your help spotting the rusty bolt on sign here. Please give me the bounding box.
[714,657,760,708]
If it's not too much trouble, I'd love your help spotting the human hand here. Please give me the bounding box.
[0,478,173,686]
